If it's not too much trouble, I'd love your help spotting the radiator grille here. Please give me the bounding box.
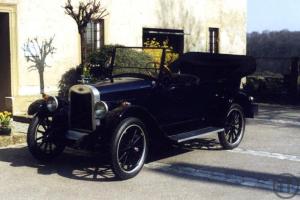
[69,91,94,132]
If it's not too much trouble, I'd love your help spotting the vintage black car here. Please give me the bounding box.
[27,47,257,180]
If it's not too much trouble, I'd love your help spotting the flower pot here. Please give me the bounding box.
[0,127,11,135]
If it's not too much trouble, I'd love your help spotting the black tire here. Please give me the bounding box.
[27,115,65,162]
[110,117,148,180]
[218,104,245,150]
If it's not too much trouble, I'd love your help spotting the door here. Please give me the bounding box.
[0,12,11,111]
[154,73,204,135]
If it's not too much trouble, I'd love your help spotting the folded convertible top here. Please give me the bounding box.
[169,52,256,81]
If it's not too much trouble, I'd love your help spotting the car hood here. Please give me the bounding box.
[91,77,155,102]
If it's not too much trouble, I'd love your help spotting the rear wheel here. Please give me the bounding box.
[27,115,65,161]
[110,117,148,180]
[218,104,245,150]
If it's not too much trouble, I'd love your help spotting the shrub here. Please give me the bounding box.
[113,48,154,75]
[88,45,157,76]
[88,45,116,66]
[243,76,291,104]
[143,38,179,65]
[58,66,82,100]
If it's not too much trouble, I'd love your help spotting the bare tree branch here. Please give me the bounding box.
[23,36,56,94]
[64,0,108,62]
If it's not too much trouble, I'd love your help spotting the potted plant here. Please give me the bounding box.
[81,64,92,84]
[0,111,12,135]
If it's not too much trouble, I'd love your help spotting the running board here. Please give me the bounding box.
[168,127,224,143]
[66,130,89,140]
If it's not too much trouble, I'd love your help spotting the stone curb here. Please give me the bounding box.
[0,132,27,148]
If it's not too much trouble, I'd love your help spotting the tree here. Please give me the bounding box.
[247,30,300,74]
[23,36,56,94]
[247,30,300,58]
[64,0,108,63]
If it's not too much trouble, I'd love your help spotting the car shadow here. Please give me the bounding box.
[0,146,117,182]
[1,145,299,196]
[179,138,222,151]
[147,162,300,197]
[0,138,221,182]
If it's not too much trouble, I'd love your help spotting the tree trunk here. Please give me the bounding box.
[80,31,87,64]
[39,71,44,94]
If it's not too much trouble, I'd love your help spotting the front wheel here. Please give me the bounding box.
[27,115,65,162]
[218,104,245,150]
[110,117,148,180]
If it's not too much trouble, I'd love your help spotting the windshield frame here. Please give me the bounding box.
[110,47,167,80]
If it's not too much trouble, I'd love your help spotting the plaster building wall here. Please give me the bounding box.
[0,0,81,115]
[105,0,247,54]
[0,0,247,115]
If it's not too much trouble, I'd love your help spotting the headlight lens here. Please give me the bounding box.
[249,96,254,102]
[46,96,59,112]
[95,101,108,119]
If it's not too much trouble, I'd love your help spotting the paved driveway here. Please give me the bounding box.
[0,104,299,200]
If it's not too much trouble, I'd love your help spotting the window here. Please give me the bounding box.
[209,28,219,54]
[84,19,104,56]
[143,28,184,54]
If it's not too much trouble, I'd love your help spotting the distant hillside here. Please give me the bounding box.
[247,30,300,57]
[247,30,300,75]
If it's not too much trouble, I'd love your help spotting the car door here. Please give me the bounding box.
[153,73,205,134]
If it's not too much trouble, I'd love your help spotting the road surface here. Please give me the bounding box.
[0,104,299,200]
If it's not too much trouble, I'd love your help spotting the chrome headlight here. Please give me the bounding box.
[95,101,108,119]
[46,96,59,112]
[249,96,254,102]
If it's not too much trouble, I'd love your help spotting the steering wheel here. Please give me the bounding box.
[145,62,160,76]
[159,65,174,86]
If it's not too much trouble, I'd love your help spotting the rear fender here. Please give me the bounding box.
[232,91,254,118]
[212,91,254,126]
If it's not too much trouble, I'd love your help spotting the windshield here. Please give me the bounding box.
[112,47,165,78]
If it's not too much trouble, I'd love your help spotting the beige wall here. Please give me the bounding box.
[0,0,81,115]
[17,0,81,95]
[105,0,247,54]
[0,0,247,115]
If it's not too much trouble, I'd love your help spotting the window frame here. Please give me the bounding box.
[84,19,105,56]
[209,27,219,54]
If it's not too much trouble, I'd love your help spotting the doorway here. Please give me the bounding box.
[0,12,11,111]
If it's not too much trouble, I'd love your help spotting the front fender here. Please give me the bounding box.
[27,99,47,115]
[104,104,162,138]
[27,97,69,116]
[105,104,154,127]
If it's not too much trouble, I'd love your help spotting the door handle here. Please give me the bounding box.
[169,86,176,91]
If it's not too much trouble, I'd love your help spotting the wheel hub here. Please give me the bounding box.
[133,147,140,152]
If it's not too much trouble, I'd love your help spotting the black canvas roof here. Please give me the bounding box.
[169,52,256,81]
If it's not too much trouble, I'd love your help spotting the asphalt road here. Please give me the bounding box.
[0,104,300,200]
